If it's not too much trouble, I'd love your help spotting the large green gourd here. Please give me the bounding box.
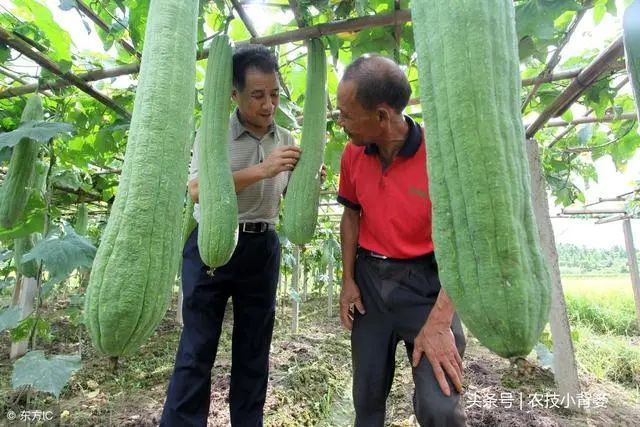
[74,203,89,235]
[283,38,327,245]
[84,0,199,357]
[623,0,640,125]
[410,0,552,358]
[0,94,43,228]
[196,35,238,268]
[13,161,48,279]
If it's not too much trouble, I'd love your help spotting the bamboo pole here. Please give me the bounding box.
[622,219,640,325]
[526,37,624,138]
[0,27,131,119]
[75,0,139,57]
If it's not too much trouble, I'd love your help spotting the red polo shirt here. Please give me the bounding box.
[337,116,434,259]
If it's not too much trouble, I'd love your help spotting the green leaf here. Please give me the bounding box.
[51,168,82,191]
[0,42,9,64]
[22,224,96,285]
[593,1,607,24]
[13,0,73,70]
[58,0,77,11]
[229,17,251,40]
[516,0,580,40]
[561,109,573,123]
[128,0,150,51]
[356,0,368,16]
[0,306,21,333]
[0,121,74,149]
[0,192,45,241]
[12,350,81,398]
[276,98,301,129]
[576,124,593,145]
[534,343,554,371]
[608,121,640,169]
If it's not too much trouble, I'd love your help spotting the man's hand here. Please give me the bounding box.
[261,146,301,178]
[412,318,463,397]
[319,164,327,184]
[339,277,365,330]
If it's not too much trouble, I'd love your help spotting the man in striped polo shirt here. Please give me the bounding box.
[161,45,302,426]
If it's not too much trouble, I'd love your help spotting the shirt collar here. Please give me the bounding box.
[364,115,422,157]
[231,108,276,141]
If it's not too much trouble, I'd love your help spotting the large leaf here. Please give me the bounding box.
[0,192,46,241]
[0,305,21,333]
[516,0,580,41]
[128,0,150,51]
[12,350,81,398]
[12,0,73,71]
[0,121,74,149]
[22,224,96,285]
[51,168,82,191]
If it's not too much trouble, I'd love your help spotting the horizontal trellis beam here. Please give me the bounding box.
[247,9,411,46]
[0,10,411,100]
[521,62,625,86]
[0,63,140,98]
[561,207,627,215]
[2,59,620,101]
[0,26,131,119]
[525,36,624,138]
[544,111,637,127]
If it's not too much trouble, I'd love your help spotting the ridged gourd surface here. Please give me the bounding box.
[196,34,238,268]
[84,0,199,357]
[283,38,327,245]
[410,0,552,358]
[0,94,43,229]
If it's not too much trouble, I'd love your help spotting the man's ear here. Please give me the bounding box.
[377,107,390,124]
[231,88,238,101]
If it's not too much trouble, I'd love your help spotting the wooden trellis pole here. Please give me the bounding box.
[327,252,334,318]
[526,139,581,411]
[291,245,300,333]
[9,276,38,360]
[622,219,640,325]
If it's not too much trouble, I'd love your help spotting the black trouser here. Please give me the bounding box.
[160,226,280,427]
[352,251,466,427]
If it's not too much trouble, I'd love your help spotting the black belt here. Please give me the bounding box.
[239,222,274,233]
[357,247,435,263]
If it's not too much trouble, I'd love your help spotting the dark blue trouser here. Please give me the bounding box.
[352,251,467,427]
[160,226,280,427]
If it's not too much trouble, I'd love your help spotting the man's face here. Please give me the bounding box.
[336,80,381,146]
[232,68,280,133]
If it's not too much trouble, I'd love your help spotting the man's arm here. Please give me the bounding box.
[412,288,463,396]
[188,145,302,201]
[339,207,365,330]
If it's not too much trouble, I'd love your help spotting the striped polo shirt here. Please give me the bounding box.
[189,109,295,225]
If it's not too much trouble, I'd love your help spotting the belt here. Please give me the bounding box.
[357,247,435,263]
[239,222,274,233]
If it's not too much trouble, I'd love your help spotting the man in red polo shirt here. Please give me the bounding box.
[337,54,466,426]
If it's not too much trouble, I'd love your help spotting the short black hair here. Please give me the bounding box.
[232,44,279,91]
[342,54,411,113]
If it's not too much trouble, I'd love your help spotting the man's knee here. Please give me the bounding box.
[414,392,465,427]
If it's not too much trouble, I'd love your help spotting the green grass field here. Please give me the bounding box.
[562,275,640,387]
